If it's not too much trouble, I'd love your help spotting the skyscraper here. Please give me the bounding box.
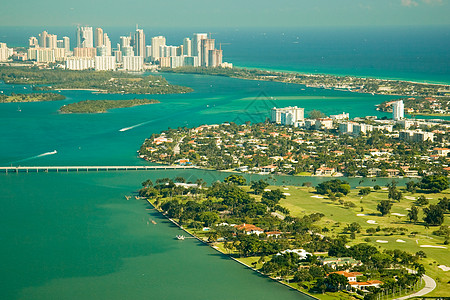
[77,26,93,48]
[183,38,192,56]
[29,37,39,47]
[201,38,215,66]
[151,36,166,62]
[134,28,146,57]
[95,28,104,48]
[63,36,70,53]
[192,33,207,61]
[38,31,48,48]
[103,33,111,56]
[46,34,57,49]
[393,100,404,120]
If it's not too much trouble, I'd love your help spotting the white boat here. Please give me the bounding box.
[176,235,185,240]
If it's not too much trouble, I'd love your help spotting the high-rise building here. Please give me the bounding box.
[46,34,58,49]
[123,56,144,71]
[151,36,166,62]
[66,57,95,70]
[38,31,48,48]
[73,47,96,58]
[201,38,215,67]
[192,33,207,58]
[102,33,111,56]
[95,56,116,71]
[208,49,222,67]
[0,43,10,62]
[134,28,145,57]
[63,36,70,53]
[271,107,305,125]
[95,28,104,47]
[29,37,39,48]
[77,26,94,48]
[122,46,134,57]
[183,38,192,56]
[120,36,131,48]
[393,100,404,121]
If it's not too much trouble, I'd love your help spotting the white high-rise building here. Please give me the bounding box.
[63,36,70,53]
[95,56,116,71]
[29,37,39,47]
[46,34,58,49]
[393,100,404,121]
[201,38,215,66]
[271,107,305,125]
[183,38,192,56]
[151,36,166,62]
[120,36,131,48]
[0,43,10,61]
[103,33,111,56]
[123,56,144,71]
[192,33,207,60]
[95,28,104,47]
[134,28,145,57]
[66,57,95,70]
[77,26,94,48]
[122,46,134,57]
[38,31,48,48]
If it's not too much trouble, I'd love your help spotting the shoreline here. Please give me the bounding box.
[145,198,319,300]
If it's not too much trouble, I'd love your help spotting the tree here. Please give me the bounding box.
[408,206,419,223]
[293,269,313,282]
[346,222,362,234]
[174,176,186,183]
[423,205,445,226]
[261,189,286,208]
[420,175,449,193]
[324,273,348,292]
[141,179,153,187]
[358,187,371,196]
[308,109,326,119]
[416,195,429,206]
[316,179,351,196]
[224,174,246,186]
[377,200,392,216]
[406,181,417,193]
[250,179,269,195]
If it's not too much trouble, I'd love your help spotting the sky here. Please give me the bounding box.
[0,0,449,28]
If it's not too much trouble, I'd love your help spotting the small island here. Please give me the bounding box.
[0,92,65,103]
[0,66,193,94]
[59,98,160,114]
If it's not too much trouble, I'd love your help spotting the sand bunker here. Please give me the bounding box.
[357,214,368,216]
[283,187,289,190]
[311,195,324,199]
[404,196,416,200]
[264,189,271,192]
[392,213,406,217]
[283,193,290,196]
[438,265,450,271]
[367,220,377,224]
[376,240,388,243]
[396,239,406,243]
[420,245,447,249]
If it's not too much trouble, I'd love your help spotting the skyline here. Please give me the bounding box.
[1,0,449,28]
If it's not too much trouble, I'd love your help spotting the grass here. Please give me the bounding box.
[278,185,450,297]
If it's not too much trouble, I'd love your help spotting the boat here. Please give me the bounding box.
[176,235,185,240]
[151,220,157,225]
[17,106,21,112]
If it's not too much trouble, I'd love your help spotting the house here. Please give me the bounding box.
[235,224,264,235]
[320,257,362,269]
[349,280,383,290]
[260,165,277,173]
[386,169,400,177]
[315,167,335,176]
[277,249,312,260]
[265,231,282,238]
[329,271,363,282]
[434,148,450,157]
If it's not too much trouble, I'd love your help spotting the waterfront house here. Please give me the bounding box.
[235,224,264,235]
[349,280,383,290]
[315,167,335,176]
[277,249,311,260]
[329,271,363,282]
[320,257,362,269]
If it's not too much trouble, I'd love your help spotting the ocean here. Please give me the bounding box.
[0,26,448,299]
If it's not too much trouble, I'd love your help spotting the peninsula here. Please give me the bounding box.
[162,67,450,98]
[59,98,160,114]
[0,92,65,103]
[0,66,193,94]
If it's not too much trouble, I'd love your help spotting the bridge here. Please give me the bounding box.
[0,165,197,173]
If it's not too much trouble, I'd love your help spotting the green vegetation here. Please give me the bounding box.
[0,66,193,94]
[140,176,450,299]
[59,98,160,114]
[163,66,450,97]
[0,92,65,103]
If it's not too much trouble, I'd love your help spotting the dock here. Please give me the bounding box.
[0,165,197,174]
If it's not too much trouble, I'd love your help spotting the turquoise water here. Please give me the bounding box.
[0,66,445,298]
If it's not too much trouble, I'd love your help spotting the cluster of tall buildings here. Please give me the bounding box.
[18,26,231,72]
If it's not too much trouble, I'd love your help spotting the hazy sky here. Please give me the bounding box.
[1,0,449,27]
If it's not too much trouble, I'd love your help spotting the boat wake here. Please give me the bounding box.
[10,150,58,164]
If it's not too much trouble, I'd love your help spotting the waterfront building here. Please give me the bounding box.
[94,56,116,71]
[0,43,10,61]
[151,36,166,62]
[77,26,93,48]
[96,45,107,56]
[339,122,354,134]
[53,48,66,61]
[192,33,207,60]
[73,47,96,58]
[29,36,39,47]
[113,49,123,63]
[95,28,104,47]
[399,130,434,142]
[352,123,373,136]
[120,36,131,48]
[38,31,48,48]
[46,34,57,49]
[133,28,146,57]
[57,40,64,49]
[184,56,200,67]
[183,38,192,56]
[63,36,70,53]
[271,106,305,125]
[122,46,134,57]
[201,38,215,66]
[28,48,55,63]
[393,100,404,120]
[208,49,223,67]
[330,112,349,120]
[123,55,143,71]
[145,45,152,60]
[315,118,333,130]
[65,57,95,70]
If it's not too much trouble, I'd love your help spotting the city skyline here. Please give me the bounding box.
[0,0,449,28]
